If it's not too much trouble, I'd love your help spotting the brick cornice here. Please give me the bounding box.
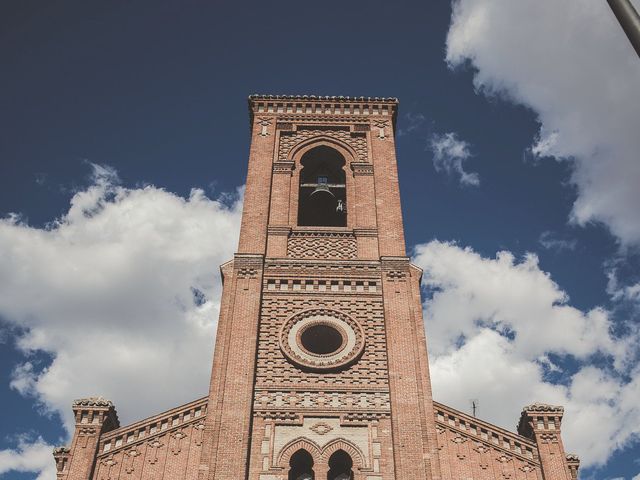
[248,94,398,131]
[249,94,398,104]
[98,396,208,457]
[351,162,374,176]
[434,401,539,465]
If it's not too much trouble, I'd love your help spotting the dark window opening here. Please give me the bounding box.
[301,324,344,355]
[298,146,346,227]
[289,449,315,480]
[327,450,353,480]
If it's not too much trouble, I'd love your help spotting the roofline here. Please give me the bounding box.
[248,94,399,103]
[246,94,399,132]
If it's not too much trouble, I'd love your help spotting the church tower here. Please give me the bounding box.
[197,95,442,480]
[54,95,580,480]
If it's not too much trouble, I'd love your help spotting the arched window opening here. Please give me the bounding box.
[289,449,315,480]
[297,146,346,227]
[327,449,353,480]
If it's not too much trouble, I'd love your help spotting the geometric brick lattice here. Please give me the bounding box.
[278,127,368,162]
[255,284,389,390]
[287,230,357,259]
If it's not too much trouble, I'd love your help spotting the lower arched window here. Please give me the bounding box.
[289,449,315,480]
[327,450,353,480]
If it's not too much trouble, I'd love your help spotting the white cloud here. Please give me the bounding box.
[606,261,640,304]
[414,240,639,467]
[539,231,577,252]
[446,0,640,246]
[0,437,57,480]
[397,112,426,137]
[0,164,242,477]
[429,131,480,186]
[611,279,640,304]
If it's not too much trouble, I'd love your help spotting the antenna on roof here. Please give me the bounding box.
[470,399,479,418]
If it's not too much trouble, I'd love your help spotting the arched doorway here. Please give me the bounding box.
[289,449,315,480]
[327,449,353,480]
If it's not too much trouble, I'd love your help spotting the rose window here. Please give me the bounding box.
[279,309,365,371]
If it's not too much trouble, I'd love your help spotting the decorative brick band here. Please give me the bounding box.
[249,94,398,121]
[287,230,357,259]
[254,390,391,412]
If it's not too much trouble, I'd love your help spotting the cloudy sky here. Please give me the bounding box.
[1,1,639,479]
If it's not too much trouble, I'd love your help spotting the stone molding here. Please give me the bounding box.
[272,161,294,174]
[351,162,374,176]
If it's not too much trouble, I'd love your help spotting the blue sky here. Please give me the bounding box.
[1,1,639,479]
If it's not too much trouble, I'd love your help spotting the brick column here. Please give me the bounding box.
[381,257,440,480]
[199,254,264,480]
[55,398,119,480]
[517,404,576,480]
[268,161,294,226]
[238,115,276,255]
[266,160,294,258]
[408,263,442,480]
[351,162,379,260]
[371,124,406,257]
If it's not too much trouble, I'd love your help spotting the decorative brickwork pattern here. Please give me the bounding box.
[92,398,208,479]
[434,402,540,480]
[55,95,579,480]
[248,95,398,121]
[255,281,389,390]
[99,397,207,455]
[265,259,380,277]
[278,127,368,162]
[287,230,357,259]
[254,391,390,413]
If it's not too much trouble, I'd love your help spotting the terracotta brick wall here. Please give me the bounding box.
[55,95,579,480]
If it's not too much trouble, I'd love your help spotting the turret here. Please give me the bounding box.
[53,397,119,480]
[517,403,578,480]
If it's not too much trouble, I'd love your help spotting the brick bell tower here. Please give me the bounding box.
[197,95,442,480]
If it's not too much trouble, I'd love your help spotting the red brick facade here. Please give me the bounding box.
[54,95,579,479]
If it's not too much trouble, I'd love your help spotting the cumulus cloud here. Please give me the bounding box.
[429,131,480,186]
[414,240,639,467]
[0,436,57,480]
[445,0,640,246]
[0,164,242,467]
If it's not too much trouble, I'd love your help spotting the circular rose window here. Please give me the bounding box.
[279,309,365,371]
